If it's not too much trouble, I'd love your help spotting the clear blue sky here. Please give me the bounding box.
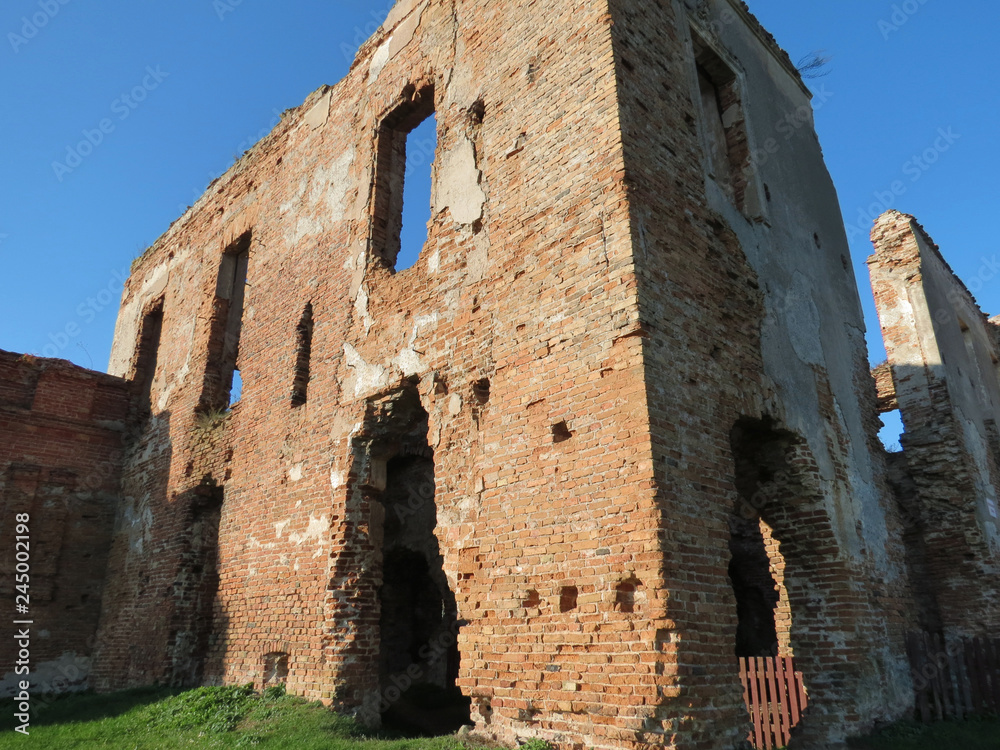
[1,0,997,445]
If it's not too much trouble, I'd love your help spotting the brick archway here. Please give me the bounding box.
[730,417,867,745]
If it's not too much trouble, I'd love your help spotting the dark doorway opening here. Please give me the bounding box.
[729,417,820,744]
[167,480,223,686]
[728,515,780,658]
[371,391,468,735]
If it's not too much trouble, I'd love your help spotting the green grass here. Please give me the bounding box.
[9,686,996,750]
[849,717,1000,749]
[0,685,497,750]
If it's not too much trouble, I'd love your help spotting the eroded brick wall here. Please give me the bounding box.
[94,1,665,747]
[86,0,919,747]
[869,210,1000,640]
[608,0,914,744]
[0,351,128,697]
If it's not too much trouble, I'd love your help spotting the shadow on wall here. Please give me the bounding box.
[377,453,468,735]
[726,415,873,743]
[90,407,176,690]
[165,477,228,688]
[875,362,1000,640]
[92,407,227,694]
[0,352,130,700]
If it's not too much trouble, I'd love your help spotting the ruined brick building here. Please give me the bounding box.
[2,0,999,748]
[869,211,1000,640]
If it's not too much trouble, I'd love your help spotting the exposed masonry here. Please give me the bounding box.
[2,0,998,748]
[869,210,1000,638]
[0,352,129,698]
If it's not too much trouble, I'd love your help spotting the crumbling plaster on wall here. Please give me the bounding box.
[872,212,1000,547]
[0,652,91,699]
[108,260,170,377]
[436,137,486,226]
[282,148,355,247]
[870,209,1000,639]
[51,0,950,745]
[684,4,894,571]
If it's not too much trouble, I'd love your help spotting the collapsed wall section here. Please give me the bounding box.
[869,209,1000,639]
[0,351,128,697]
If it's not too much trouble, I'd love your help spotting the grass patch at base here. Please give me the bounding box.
[849,717,1000,749]
[0,685,493,750]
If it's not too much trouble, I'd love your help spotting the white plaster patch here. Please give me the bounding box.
[783,272,824,365]
[280,176,309,215]
[134,262,169,302]
[445,66,475,108]
[275,520,290,538]
[393,313,438,376]
[157,342,191,412]
[368,38,392,82]
[311,150,354,222]
[303,90,332,130]
[468,233,489,281]
[107,261,171,377]
[354,284,374,334]
[289,514,331,558]
[294,216,324,241]
[344,343,389,397]
[284,149,355,245]
[330,469,347,489]
[437,138,485,225]
[383,0,423,29]
[288,463,304,482]
[395,348,424,377]
[388,4,424,58]
[409,313,439,347]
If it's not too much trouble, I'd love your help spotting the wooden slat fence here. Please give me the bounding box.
[906,631,1000,722]
[739,656,808,749]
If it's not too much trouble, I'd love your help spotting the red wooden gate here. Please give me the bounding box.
[739,656,808,749]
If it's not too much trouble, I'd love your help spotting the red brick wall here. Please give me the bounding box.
[92,3,666,747]
[0,351,128,695]
[84,0,918,748]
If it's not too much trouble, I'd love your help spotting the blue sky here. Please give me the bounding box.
[1,1,996,444]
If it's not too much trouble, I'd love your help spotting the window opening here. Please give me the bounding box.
[692,34,751,211]
[291,303,314,407]
[200,231,250,412]
[371,86,436,272]
[134,300,164,413]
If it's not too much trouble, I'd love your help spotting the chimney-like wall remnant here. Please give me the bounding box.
[869,209,1000,639]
